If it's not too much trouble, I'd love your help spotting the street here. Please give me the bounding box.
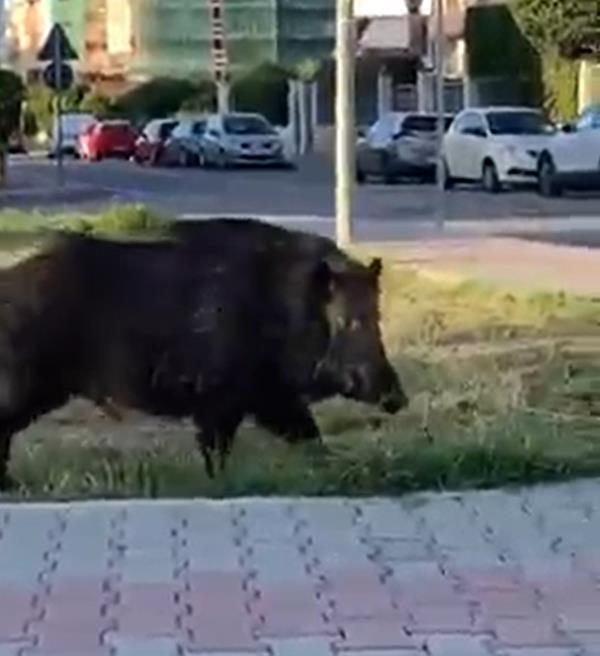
[3,154,600,245]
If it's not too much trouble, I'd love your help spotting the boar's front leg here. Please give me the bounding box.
[253,390,322,444]
[193,404,244,479]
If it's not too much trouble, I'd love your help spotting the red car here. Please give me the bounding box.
[133,118,179,166]
[78,120,137,161]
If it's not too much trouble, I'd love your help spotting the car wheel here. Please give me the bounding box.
[176,149,187,168]
[381,153,397,185]
[215,150,229,169]
[482,160,501,193]
[538,154,562,197]
[356,164,366,184]
[442,159,455,190]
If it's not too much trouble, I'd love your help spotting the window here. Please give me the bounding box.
[159,121,178,140]
[455,112,485,136]
[402,115,455,134]
[577,107,600,130]
[192,121,207,136]
[487,111,553,135]
[223,115,275,136]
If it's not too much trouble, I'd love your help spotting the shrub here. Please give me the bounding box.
[113,78,198,122]
[232,62,290,125]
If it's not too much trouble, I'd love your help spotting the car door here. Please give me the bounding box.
[360,117,391,175]
[551,111,599,173]
[572,111,600,172]
[445,112,483,180]
[202,116,222,162]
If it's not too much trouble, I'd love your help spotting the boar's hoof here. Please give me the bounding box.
[202,449,216,480]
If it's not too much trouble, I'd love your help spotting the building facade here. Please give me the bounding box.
[7,0,335,86]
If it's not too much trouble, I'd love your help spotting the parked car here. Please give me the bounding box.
[49,112,96,158]
[537,104,600,196]
[356,112,454,184]
[78,120,137,161]
[442,106,555,192]
[8,131,27,154]
[201,112,287,168]
[162,117,208,167]
[133,118,179,166]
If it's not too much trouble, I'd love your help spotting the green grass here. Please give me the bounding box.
[0,204,171,241]
[2,209,600,499]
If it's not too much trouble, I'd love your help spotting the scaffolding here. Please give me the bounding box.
[130,0,334,79]
[13,0,335,84]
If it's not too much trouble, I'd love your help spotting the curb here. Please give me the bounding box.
[0,185,120,208]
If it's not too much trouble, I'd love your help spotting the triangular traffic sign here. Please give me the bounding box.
[37,23,78,61]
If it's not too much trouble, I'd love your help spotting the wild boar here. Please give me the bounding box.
[0,219,407,487]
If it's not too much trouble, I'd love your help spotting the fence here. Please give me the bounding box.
[392,78,465,114]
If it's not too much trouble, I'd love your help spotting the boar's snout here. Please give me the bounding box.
[344,363,409,414]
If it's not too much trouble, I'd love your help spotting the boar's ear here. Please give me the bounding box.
[368,258,382,279]
[312,259,335,300]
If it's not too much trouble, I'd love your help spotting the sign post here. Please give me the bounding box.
[434,0,446,230]
[38,23,78,189]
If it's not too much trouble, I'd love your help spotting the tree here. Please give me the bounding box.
[112,78,198,122]
[512,0,600,118]
[0,70,25,186]
[232,63,290,126]
[178,79,216,113]
[23,84,54,138]
[512,0,599,58]
[80,91,113,117]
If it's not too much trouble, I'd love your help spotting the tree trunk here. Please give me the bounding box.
[0,147,7,189]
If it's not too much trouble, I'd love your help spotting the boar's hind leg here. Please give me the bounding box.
[0,418,28,491]
[253,393,321,444]
[193,408,244,480]
[0,428,15,490]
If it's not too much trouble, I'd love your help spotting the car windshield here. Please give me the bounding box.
[223,116,275,135]
[402,115,454,133]
[159,121,178,139]
[487,111,553,135]
[192,121,207,135]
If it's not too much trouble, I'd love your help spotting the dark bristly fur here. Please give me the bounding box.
[0,219,407,487]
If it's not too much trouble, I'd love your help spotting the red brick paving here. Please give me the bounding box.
[1,491,600,655]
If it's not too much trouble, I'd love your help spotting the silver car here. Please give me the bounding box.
[356,112,454,184]
[201,112,287,168]
[163,117,208,167]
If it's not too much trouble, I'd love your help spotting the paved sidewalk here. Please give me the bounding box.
[1,481,600,655]
[362,237,600,296]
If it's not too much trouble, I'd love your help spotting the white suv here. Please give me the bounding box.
[442,107,555,192]
[537,105,600,196]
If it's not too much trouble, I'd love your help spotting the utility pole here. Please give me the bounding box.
[54,31,65,188]
[335,0,356,248]
[434,0,445,229]
[208,0,230,113]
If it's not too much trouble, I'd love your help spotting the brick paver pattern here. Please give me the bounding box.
[1,480,600,655]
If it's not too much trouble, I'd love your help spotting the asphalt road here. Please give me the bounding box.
[3,154,600,245]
